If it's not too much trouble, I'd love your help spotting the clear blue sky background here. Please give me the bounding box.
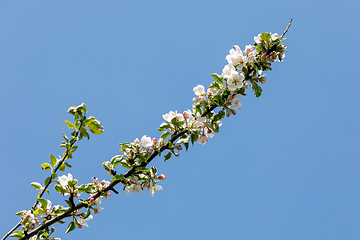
[1,1,359,239]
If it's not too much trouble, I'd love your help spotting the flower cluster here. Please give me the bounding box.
[123,166,166,196]
[21,211,39,231]
[91,177,111,198]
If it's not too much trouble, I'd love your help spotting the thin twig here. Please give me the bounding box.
[281,18,292,38]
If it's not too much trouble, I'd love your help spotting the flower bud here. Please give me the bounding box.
[158,174,166,180]
[89,198,95,203]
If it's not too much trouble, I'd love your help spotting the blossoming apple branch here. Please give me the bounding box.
[2,19,292,240]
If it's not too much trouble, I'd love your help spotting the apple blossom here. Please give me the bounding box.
[78,215,93,228]
[197,134,208,145]
[148,184,163,196]
[193,85,205,96]
[141,135,153,147]
[226,69,245,91]
[226,45,248,69]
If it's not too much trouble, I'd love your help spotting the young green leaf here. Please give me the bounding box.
[65,221,76,234]
[41,163,52,171]
[62,120,75,129]
[160,131,171,140]
[31,182,43,190]
[50,154,57,167]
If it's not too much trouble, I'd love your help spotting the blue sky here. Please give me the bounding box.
[1,0,359,239]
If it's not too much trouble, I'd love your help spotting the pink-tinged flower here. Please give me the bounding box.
[194,112,206,127]
[163,110,178,122]
[158,174,166,180]
[183,109,194,122]
[92,177,99,184]
[231,95,242,111]
[193,85,205,96]
[217,121,222,127]
[254,33,261,44]
[141,135,153,147]
[148,184,163,196]
[205,129,215,138]
[197,96,206,101]
[207,88,217,95]
[197,134,208,145]
[271,33,279,41]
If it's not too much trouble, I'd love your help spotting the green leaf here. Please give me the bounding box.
[37,198,48,210]
[80,127,90,140]
[255,85,262,98]
[110,155,123,166]
[50,154,57,167]
[62,120,75,129]
[68,180,78,187]
[70,145,78,153]
[67,106,77,116]
[158,122,171,132]
[87,117,104,134]
[190,131,199,145]
[209,81,221,90]
[164,152,172,162]
[9,231,24,239]
[135,167,150,172]
[121,163,132,169]
[31,182,43,190]
[65,221,76,234]
[76,103,88,114]
[160,131,171,140]
[177,136,190,144]
[111,174,124,182]
[15,210,26,216]
[58,162,71,171]
[184,142,189,151]
[41,163,52,171]
[34,208,44,215]
[211,73,224,84]
[261,32,271,42]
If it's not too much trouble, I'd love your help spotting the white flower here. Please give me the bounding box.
[163,110,184,122]
[222,64,234,77]
[125,183,142,195]
[231,95,242,111]
[79,215,93,227]
[254,33,261,44]
[271,33,279,41]
[226,70,244,91]
[193,85,205,96]
[205,129,215,138]
[197,134,208,145]
[245,45,257,63]
[58,173,72,188]
[148,184,163,196]
[194,112,206,127]
[226,45,247,68]
[141,135,153,147]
